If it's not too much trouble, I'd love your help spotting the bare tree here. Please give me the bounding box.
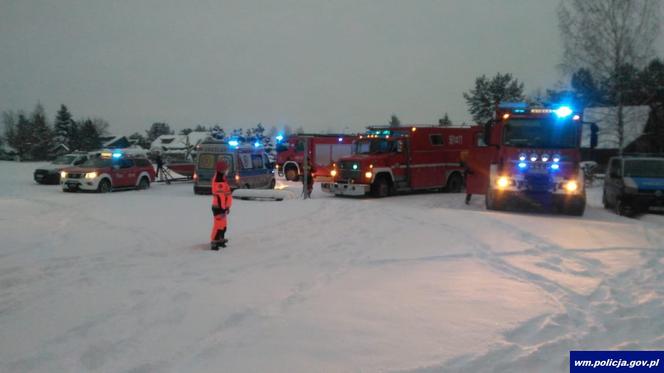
[558,0,661,153]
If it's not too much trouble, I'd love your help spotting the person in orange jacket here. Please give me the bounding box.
[210,160,233,250]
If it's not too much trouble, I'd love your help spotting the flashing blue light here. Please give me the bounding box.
[518,162,527,169]
[228,140,239,147]
[276,135,284,142]
[112,152,122,158]
[254,141,261,147]
[513,109,526,113]
[338,137,343,142]
[555,106,573,118]
[551,163,560,170]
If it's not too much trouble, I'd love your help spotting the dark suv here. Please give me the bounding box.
[34,153,90,184]
[603,155,664,216]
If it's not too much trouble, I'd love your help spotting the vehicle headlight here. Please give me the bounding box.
[330,169,337,177]
[530,153,538,162]
[564,180,578,192]
[60,171,67,179]
[518,153,527,161]
[85,172,98,179]
[552,154,561,163]
[364,171,372,179]
[541,154,550,162]
[497,176,510,188]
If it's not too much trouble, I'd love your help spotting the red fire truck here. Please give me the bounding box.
[464,103,586,215]
[276,134,355,181]
[322,126,477,197]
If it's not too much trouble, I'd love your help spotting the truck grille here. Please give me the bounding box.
[67,173,83,179]
[525,174,551,192]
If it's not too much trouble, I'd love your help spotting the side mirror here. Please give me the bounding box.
[483,120,494,146]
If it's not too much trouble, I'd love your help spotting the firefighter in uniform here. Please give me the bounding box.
[210,160,233,250]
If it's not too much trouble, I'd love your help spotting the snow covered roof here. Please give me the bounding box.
[103,136,131,149]
[581,106,650,149]
[150,132,211,151]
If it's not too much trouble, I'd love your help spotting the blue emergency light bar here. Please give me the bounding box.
[254,141,261,147]
[228,140,239,147]
[112,152,122,158]
[276,135,284,142]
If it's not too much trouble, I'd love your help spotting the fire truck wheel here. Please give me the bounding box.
[485,189,502,211]
[97,179,112,193]
[285,168,299,182]
[444,173,463,193]
[371,176,390,198]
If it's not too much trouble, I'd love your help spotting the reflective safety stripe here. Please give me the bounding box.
[395,163,461,168]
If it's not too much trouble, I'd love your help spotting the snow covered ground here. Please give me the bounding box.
[1,161,663,372]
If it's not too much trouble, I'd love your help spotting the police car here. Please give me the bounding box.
[60,151,155,193]
[603,155,664,216]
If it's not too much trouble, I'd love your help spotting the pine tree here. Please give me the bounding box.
[438,113,452,126]
[78,119,102,151]
[389,115,401,127]
[463,73,525,123]
[128,132,150,149]
[180,128,193,135]
[29,103,54,160]
[54,104,74,148]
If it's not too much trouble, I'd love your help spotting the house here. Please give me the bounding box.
[581,106,651,166]
[49,143,70,157]
[0,143,18,160]
[150,132,211,160]
[101,136,131,149]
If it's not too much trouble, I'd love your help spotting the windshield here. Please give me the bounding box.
[80,158,112,168]
[624,160,664,178]
[52,155,77,165]
[354,139,396,154]
[503,118,578,148]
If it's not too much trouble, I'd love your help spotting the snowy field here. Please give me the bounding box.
[1,161,663,373]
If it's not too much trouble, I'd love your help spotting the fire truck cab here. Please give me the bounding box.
[322,126,476,197]
[465,103,586,215]
[276,134,355,181]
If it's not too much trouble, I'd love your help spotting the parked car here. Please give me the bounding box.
[603,155,664,216]
[60,151,155,193]
[34,152,90,184]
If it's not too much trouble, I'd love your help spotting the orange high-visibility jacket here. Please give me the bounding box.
[210,178,233,240]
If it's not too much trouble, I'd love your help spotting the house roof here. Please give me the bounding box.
[581,106,650,149]
[150,132,211,151]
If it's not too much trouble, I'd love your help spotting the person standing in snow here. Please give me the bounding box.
[302,158,315,198]
[210,160,233,250]
[155,152,164,180]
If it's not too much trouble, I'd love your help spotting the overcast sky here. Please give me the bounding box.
[0,0,661,135]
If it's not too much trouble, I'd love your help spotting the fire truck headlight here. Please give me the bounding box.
[518,153,527,161]
[60,171,67,179]
[330,169,337,177]
[564,180,578,192]
[365,171,372,179]
[553,154,561,163]
[497,176,510,189]
[84,172,98,179]
[541,154,550,162]
[530,153,538,162]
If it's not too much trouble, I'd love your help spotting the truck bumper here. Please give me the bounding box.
[321,182,370,196]
[491,189,585,208]
[61,177,101,192]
